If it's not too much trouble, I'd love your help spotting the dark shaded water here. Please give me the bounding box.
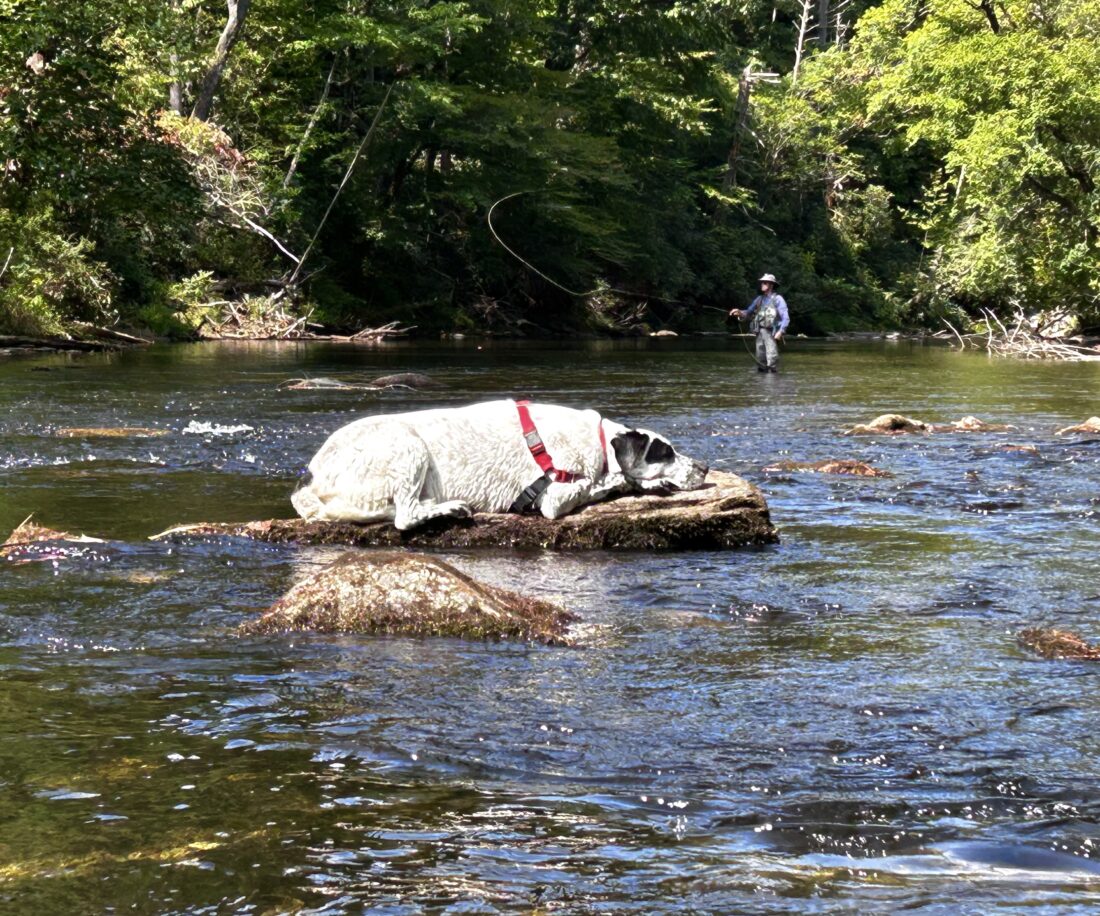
[1,339,1099,913]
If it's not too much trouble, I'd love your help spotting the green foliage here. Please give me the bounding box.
[2,0,1096,336]
[760,0,1100,327]
[0,207,116,336]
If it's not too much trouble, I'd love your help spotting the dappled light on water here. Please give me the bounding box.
[1,339,1099,911]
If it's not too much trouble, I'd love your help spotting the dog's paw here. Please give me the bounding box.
[440,500,473,519]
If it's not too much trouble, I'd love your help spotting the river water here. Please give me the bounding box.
[1,339,1099,913]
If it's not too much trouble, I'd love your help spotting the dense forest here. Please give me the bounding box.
[1,0,1097,337]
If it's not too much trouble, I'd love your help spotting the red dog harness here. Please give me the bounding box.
[510,400,609,513]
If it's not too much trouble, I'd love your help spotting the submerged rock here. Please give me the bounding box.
[762,459,893,478]
[945,416,1015,432]
[55,426,168,438]
[242,551,577,645]
[843,414,931,435]
[279,372,440,391]
[152,470,777,550]
[279,377,376,391]
[1055,416,1100,436]
[368,372,440,389]
[1019,627,1100,660]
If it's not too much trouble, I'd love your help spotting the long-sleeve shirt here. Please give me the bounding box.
[743,293,789,333]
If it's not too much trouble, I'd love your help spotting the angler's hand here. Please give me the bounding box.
[774,330,785,342]
[729,308,744,319]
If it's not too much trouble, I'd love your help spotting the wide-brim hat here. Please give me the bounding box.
[758,273,779,285]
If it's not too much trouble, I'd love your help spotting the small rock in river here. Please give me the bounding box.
[1018,627,1100,660]
[943,416,1015,432]
[843,414,931,435]
[762,459,893,478]
[1,515,106,561]
[1055,416,1100,436]
[241,551,578,645]
[368,372,440,389]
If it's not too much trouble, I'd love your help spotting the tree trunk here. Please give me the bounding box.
[283,56,338,188]
[792,0,815,84]
[723,66,754,191]
[817,0,830,46]
[191,0,252,122]
[168,0,183,113]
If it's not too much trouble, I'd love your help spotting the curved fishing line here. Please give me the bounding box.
[487,189,769,367]
[487,190,683,305]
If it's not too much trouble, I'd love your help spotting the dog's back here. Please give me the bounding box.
[292,400,585,520]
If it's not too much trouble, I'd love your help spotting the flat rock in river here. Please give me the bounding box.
[241,551,577,645]
[152,470,777,550]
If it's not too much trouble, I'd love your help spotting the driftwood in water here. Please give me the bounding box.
[0,334,119,353]
[152,470,777,550]
[242,551,577,645]
[943,309,1100,361]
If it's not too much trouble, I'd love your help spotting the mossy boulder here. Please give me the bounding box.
[153,470,777,550]
[241,551,577,645]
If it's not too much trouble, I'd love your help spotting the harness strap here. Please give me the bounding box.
[515,400,580,484]
[509,401,609,513]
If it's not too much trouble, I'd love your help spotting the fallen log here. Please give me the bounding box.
[0,334,119,353]
[151,470,777,550]
[241,551,577,645]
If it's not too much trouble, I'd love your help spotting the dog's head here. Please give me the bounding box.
[611,429,708,492]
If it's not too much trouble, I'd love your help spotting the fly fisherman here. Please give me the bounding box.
[729,273,789,373]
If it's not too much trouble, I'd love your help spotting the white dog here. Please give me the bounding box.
[291,399,707,529]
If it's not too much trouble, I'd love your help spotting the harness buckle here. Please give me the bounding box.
[509,474,552,514]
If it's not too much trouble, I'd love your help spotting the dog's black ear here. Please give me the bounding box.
[611,430,650,472]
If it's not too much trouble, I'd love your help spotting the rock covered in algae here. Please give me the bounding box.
[762,459,893,478]
[54,426,169,438]
[152,469,777,550]
[1055,416,1100,436]
[1018,627,1100,660]
[241,551,577,645]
